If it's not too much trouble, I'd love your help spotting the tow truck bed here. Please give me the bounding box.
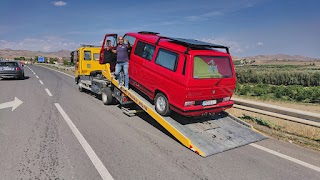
[125,88,266,157]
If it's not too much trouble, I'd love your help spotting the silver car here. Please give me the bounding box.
[0,60,25,80]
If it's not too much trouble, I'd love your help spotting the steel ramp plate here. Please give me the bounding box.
[164,113,266,157]
[128,89,266,157]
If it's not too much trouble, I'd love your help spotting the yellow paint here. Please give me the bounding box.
[75,46,107,77]
[101,62,205,156]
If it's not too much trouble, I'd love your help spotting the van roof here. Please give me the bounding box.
[126,32,230,55]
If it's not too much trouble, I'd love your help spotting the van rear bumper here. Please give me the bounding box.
[170,101,234,117]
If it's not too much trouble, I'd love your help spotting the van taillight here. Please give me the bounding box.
[184,101,195,107]
[16,67,21,71]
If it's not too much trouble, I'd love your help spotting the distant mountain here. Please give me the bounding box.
[241,54,319,61]
[1,49,319,62]
[0,49,71,59]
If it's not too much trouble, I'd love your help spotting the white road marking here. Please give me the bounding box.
[33,72,36,75]
[36,75,39,78]
[39,80,44,85]
[45,88,53,97]
[250,143,320,172]
[54,103,114,180]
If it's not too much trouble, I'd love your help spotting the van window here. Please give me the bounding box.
[84,51,91,61]
[123,35,136,46]
[155,49,178,71]
[193,56,232,79]
[134,41,155,61]
[93,53,99,61]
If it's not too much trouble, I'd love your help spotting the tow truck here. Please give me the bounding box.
[76,33,265,157]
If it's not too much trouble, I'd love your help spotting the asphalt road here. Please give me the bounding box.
[0,64,319,180]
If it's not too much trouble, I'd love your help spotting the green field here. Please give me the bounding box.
[234,64,320,104]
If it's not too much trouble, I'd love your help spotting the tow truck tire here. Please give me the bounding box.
[155,93,171,116]
[75,77,79,84]
[78,82,83,92]
[102,87,113,105]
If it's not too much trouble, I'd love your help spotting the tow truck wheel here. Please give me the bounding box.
[155,93,171,116]
[102,88,113,105]
[78,82,83,92]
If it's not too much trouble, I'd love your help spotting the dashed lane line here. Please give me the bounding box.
[45,88,53,97]
[39,80,44,85]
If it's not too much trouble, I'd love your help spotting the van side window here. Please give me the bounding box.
[84,51,91,60]
[134,41,155,61]
[155,48,178,71]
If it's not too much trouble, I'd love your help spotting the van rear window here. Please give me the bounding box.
[193,56,232,79]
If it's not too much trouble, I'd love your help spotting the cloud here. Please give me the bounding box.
[201,37,243,53]
[186,11,223,21]
[52,1,67,7]
[0,37,78,52]
[257,42,263,46]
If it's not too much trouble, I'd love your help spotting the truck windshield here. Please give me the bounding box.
[193,56,232,79]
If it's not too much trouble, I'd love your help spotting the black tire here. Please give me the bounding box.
[155,93,171,116]
[19,74,24,80]
[102,87,113,105]
[75,77,79,84]
[78,82,83,92]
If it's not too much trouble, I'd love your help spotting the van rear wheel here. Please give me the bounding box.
[155,93,171,116]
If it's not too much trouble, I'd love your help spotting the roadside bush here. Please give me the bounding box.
[235,83,320,104]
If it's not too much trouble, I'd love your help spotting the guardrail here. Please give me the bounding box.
[232,97,320,128]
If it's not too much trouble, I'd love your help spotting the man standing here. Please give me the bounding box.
[107,36,130,89]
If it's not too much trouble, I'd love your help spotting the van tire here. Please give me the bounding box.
[155,93,171,116]
[102,87,113,105]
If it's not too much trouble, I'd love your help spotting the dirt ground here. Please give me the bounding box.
[227,97,320,151]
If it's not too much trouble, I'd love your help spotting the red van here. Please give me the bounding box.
[102,32,236,117]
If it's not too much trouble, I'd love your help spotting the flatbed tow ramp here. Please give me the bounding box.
[80,68,265,157]
[79,65,265,157]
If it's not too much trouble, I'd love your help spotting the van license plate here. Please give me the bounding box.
[202,100,217,106]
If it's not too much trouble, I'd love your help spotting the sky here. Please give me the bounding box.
[0,0,320,58]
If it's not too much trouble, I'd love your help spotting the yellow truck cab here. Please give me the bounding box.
[71,45,106,83]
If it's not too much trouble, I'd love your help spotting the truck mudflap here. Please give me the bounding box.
[121,87,266,157]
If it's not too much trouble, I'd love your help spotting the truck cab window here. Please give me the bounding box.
[84,51,91,60]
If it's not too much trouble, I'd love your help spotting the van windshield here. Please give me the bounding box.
[193,56,232,79]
